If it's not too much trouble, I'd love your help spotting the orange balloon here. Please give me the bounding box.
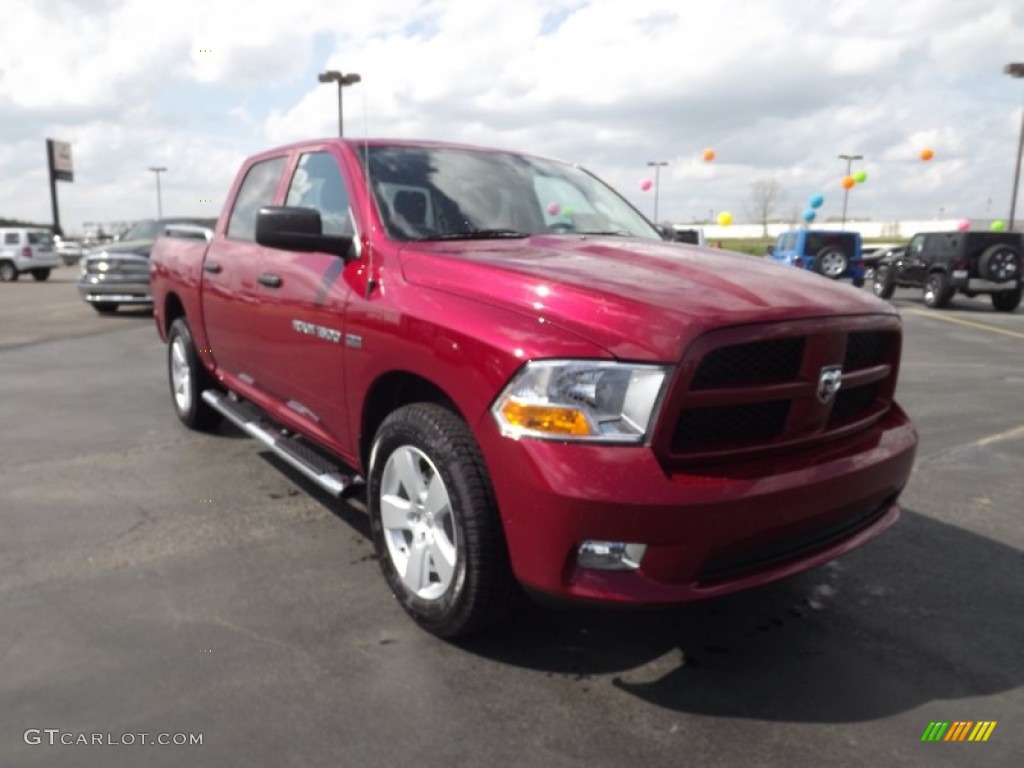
[841,175,855,190]
[702,148,715,162]
[920,148,934,161]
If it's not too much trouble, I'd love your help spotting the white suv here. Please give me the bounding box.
[0,227,61,282]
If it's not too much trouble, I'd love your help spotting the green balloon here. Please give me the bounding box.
[991,219,1006,232]
[853,170,867,184]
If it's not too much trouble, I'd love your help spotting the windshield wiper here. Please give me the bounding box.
[418,229,530,241]
[573,230,633,237]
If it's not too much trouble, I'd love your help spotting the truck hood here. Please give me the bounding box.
[400,236,895,361]
[84,239,154,260]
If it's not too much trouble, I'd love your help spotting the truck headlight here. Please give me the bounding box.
[492,360,670,443]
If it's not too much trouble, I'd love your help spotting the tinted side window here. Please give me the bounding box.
[4,233,19,245]
[285,152,353,237]
[227,157,287,241]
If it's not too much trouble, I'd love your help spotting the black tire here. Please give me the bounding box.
[91,303,119,314]
[30,268,51,281]
[368,403,518,638]
[991,284,1022,313]
[872,265,896,299]
[923,272,953,309]
[0,261,18,282]
[167,317,222,430]
[813,246,849,279]
[979,245,1020,283]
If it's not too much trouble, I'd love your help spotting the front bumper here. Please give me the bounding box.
[77,275,152,304]
[478,405,916,603]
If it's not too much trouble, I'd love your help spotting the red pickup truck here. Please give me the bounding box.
[151,138,917,637]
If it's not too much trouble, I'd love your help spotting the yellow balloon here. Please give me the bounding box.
[717,211,733,226]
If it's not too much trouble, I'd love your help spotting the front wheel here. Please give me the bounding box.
[368,403,517,638]
[991,284,1022,312]
[167,318,221,430]
[30,268,51,281]
[872,266,896,299]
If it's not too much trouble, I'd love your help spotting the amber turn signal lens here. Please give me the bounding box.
[500,401,591,436]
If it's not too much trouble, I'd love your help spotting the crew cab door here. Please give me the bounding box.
[250,149,359,452]
[201,155,289,387]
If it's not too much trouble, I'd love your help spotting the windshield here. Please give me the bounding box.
[361,145,662,242]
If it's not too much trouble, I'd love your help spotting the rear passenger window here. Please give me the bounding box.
[4,233,18,245]
[227,157,287,241]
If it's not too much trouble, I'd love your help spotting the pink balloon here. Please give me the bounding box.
[640,178,652,191]
[546,201,561,216]
[957,218,970,232]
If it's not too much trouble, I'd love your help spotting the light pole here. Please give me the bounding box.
[1005,62,1024,229]
[838,153,863,229]
[148,166,166,218]
[318,70,361,137]
[647,161,668,223]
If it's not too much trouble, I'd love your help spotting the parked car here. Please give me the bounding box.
[861,242,905,278]
[54,235,86,265]
[770,229,865,285]
[0,227,61,281]
[77,217,216,313]
[872,230,1022,311]
[149,138,916,638]
[664,226,706,246]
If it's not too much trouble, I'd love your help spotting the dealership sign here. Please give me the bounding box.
[47,139,74,182]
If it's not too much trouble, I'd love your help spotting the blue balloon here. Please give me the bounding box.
[803,209,816,222]
[808,194,824,209]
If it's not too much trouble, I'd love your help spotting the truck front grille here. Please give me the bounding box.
[659,317,901,464]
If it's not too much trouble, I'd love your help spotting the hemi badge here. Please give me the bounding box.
[345,333,363,349]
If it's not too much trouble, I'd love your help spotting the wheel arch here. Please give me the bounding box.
[359,371,463,471]
[162,291,186,336]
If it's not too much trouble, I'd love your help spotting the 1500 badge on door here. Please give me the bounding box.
[291,319,342,343]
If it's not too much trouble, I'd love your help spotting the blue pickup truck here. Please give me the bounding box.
[769,229,865,286]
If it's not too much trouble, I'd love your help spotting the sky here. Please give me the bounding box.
[1,0,1022,234]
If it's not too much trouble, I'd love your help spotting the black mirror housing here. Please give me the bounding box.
[255,206,352,258]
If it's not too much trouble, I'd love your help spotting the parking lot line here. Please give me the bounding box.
[900,307,1024,341]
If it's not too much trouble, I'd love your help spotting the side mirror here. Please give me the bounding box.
[256,206,353,258]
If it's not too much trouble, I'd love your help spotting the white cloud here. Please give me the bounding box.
[0,0,1022,230]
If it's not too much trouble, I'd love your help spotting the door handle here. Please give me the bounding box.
[258,273,282,288]
[203,261,222,274]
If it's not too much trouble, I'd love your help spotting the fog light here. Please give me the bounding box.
[577,541,646,570]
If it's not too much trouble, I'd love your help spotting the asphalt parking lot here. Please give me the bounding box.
[2,266,1022,767]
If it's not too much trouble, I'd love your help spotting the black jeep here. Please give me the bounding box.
[872,230,1022,312]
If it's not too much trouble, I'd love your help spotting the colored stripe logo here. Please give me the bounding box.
[921,721,997,742]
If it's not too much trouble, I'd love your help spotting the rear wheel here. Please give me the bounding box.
[167,317,222,430]
[923,273,953,309]
[991,284,1022,312]
[368,403,518,638]
[30,268,51,281]
[0,261,18,282]
[872,265,896,299]
[91,303,119,314]
[813,247,849,279]
[979,245,1020,282]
